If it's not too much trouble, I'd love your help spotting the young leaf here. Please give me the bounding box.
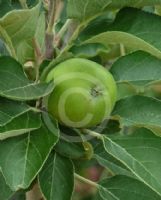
[0,56,54,101]
[95,175,161,200]
[0,111,41,140]
[0,122,59,191]
[16,11,46,64]
[103,128,161,197]
[110,51,161,85]
[112,95,161,135]
[83,8,161,58]
[0,3,40,48]
[39,152,74,200]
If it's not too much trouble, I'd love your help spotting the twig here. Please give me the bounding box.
[46,0,57,34]
[32,38,43,82]
[82,129,103,140]
[74,173,98,188]
[45,0,64,59]
[45,0,57,59]
[26,183,43,200]
[120,43,126,56]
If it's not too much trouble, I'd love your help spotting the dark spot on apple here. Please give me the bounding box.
[90,85,103,97]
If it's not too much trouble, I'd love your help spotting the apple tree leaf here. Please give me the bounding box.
[0,56,54,101]
[0,173,13,200]
[94,142,133,178]
[0,0,38,17]
[0,3,40,48]
[16,11,46,64]
[70,43,109,58]
[9,191,26,200]
[0,0,21,18]
[0,98,31,126]
[55,125,93,159]
[110,51,161,85]
[55,137,88,159]
[0,122,59,191]
[108,0,161,9]
[102,128,161,197]
[0,2,40,59]
[112,95,161,135]
[0,111,41,140]
[39,152,74,200]
[67,0,161,23]
[67,0,111,22]
[83,8,161,59]
[95,175,161,200]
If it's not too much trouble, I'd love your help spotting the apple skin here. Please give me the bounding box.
[46,58,117,128]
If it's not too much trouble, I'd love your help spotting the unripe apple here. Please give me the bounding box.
[46,58,117,128]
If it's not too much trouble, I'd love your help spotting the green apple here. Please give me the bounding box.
[46,58,117,128]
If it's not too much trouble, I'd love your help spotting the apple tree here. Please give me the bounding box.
[1,0,161,200]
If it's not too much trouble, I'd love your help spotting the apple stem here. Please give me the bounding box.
[74,173,98,188]
[82,129,103,140]
[46,0,57,35]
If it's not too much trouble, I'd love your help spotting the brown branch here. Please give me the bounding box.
[32,38,43,82]
[45,0,56,59]
[45,0,64,59]
[26,183,43,200]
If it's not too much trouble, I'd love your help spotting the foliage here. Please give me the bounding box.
[1,0,161,200]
